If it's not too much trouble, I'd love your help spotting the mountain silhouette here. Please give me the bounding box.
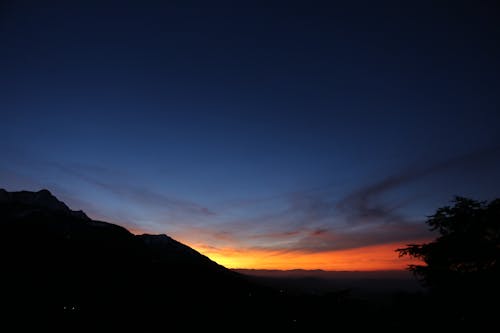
[0,189,266,330]
[0,188,89,219]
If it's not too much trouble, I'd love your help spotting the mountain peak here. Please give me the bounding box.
[0,188,88,219]
[37,188,53,196]
[0,188,69,211]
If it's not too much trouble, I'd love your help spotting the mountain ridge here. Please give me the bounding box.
[0,188,264,329]
[0,189,215,260]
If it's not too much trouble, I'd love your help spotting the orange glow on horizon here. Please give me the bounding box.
[185,241,424,271]
[128,226,425,271]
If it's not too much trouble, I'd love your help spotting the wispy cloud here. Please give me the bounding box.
[282,223,429,253]
[207,145,500,253]
[337,145,500,225]
[55,162,216,219]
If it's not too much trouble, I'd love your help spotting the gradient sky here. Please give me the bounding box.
[1,1,500,270]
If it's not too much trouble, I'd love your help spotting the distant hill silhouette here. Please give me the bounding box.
[235,268,415,279]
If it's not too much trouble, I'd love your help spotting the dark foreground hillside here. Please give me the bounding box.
[0,189,488,331]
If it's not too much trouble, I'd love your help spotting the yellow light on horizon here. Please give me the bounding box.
[186,241,424,271]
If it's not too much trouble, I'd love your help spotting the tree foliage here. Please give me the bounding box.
[397,197,500,297]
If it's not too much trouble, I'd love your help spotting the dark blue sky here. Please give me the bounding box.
[1,0,499,268]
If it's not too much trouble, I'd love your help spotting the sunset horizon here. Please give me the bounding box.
[2,1,499,329]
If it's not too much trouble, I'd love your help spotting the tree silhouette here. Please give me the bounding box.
[397,197,500,324]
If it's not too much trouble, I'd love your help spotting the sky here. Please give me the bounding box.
[1,0,500,270]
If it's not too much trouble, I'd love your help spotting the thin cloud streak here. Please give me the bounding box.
[55,163,217,218]
[337,145,500,228]
[200,145,500,254]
